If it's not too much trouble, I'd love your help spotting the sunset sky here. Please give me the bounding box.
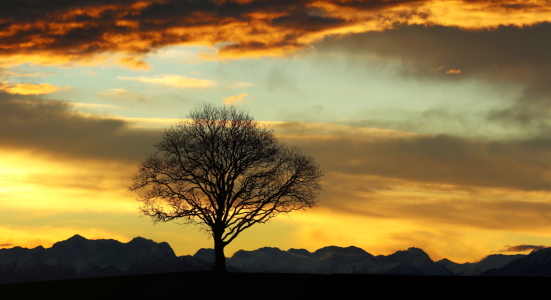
[2,0,551,263]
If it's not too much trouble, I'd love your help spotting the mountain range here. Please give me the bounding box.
[0,235,546,284]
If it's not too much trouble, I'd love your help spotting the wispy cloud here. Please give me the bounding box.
[0,82,62,95]
[500,244,548,252]
[71,102,123,109]
[230,82,256,88]
[446,69,462,74]
[0,243,13,247]
[0,70,52,80]
[118,75,215,88]
[117,117,180,129]
[223,93,249,105]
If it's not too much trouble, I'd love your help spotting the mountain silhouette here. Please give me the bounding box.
[223,245,453,275]
[479,248,551,276]
[2,235,551,285]
[0,235,211,284]
[437,254,526,276]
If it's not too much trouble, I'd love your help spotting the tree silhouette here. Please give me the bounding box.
[129,103,323,272]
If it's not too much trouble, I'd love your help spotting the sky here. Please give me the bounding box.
[1,0,551,263]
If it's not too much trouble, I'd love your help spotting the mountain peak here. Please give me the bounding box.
[390,247,431,262]
[257,247,282,254]
[312,246,371,259]
[52,234,89,249]
[128,237,153,244]
[436,258,455,264]
[67,234,87,241]
[193,248,215,262]
[288,248,312,257]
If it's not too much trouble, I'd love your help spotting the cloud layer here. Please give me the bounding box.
[2,0,551,67]
[0,93,161,162]
[279,132,551,191]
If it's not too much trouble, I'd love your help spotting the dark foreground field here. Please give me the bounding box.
[0,272,545,298]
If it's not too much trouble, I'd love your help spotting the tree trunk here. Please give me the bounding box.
[214,237,227,273]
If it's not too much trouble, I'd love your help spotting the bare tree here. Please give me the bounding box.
[129,103,323,272]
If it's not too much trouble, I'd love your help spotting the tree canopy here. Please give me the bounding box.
[129,103,323,272]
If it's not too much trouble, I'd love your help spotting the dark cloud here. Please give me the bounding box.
[315,22,551,81]
[267,67,300,93]
[314,23,551,131]
[309,172,551,231]
[0,243,13,247]
[0,93,161,162]
[278,129,551,191]
[501,244,548,252]
[321,0,422,10]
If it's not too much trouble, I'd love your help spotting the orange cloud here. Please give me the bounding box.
[222,93,249,105]
[118,75,216,88]
[446,69,462,74]
[71,102,123,110]
[0,0,550,67]
[0,82,62,95]
[0,70,52,80]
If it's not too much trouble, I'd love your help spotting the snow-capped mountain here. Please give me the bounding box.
[229,247,320,273]
[2,235,548,284]
[0,235,211,283]
[227,246,452,275]
[0,253,76,284]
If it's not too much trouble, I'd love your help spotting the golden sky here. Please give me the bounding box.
[2,0,551,263]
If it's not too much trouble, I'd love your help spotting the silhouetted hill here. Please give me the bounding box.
[436,254,525,276]
[479,248,551,276]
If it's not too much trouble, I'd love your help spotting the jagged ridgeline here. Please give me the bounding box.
[0,235,211,284]
[1,235,547,284]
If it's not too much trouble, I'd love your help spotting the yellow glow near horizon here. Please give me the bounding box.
[0,151,137,214]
